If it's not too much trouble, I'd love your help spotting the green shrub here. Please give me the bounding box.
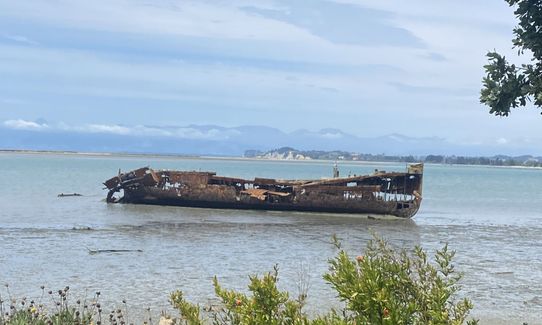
[323,235,477,325]
[169,235,477,325]
[170,265,309,325]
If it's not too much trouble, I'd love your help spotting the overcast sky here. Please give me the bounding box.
[0,0,540,151]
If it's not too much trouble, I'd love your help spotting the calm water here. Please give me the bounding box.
[1,153,541,324]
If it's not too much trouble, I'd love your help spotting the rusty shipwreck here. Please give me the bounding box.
[104,163,424,219]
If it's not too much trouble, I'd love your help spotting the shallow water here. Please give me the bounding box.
[1,153,541,324]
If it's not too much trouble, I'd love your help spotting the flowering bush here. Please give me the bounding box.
[0,286,136,325]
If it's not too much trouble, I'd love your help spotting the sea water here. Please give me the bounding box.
[0,152,541,324]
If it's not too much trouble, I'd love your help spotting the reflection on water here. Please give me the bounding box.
[1,153,542,324]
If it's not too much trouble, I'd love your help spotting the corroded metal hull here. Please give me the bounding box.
[104,164,423,219]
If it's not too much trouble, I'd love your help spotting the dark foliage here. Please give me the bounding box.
[481,0,542,115]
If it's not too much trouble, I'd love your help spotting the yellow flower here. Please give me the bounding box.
[30,306,37,313]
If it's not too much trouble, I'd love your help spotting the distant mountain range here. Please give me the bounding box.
[0,119,539,157]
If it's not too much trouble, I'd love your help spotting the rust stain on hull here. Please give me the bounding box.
[104,163,424,219]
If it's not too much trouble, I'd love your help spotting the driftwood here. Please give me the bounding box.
[58,193,83,197]
[87,248,143,255]
[72,226,93,231]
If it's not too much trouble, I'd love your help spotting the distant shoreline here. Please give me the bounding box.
[0,149,398,165]
[0,149,201,159]
[2,149,542,170]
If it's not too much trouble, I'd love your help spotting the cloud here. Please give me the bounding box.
[0,0,486,99]
[0,0,539,144]
[3,34,39,45]
[388,81,476,98]
[1,119,241,140]
[3,119,49,130]
[83,124,132,135]
[423,52,447,62]
[316,132,341,139]
[0,0,316,43]
[0,98,26,105]
[171,127,241,140]
[338,0,514,28]
[241,1,424,47]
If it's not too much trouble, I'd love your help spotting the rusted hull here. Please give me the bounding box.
[104,164,424,219]
[122,191,420,218]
